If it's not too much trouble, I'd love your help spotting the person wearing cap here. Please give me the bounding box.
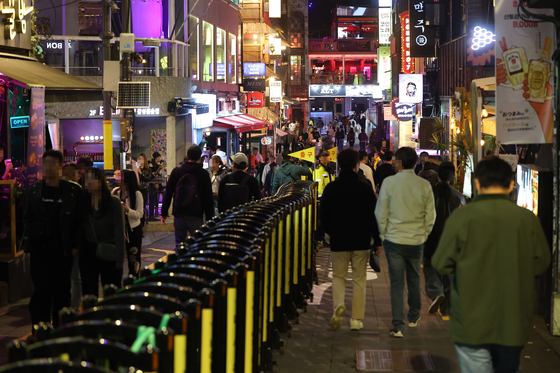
[314,150,336,247]
[272,150,312,195]
[218,152,262,212]
[161,146,214,247]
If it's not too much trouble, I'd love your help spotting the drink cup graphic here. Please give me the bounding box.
[527,59,551,103]
[498,38,528,90]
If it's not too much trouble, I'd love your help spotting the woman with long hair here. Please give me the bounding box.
[80,168,126,297]
[113,169,144,278]
[137,153,150,184]
[347,127,355,149]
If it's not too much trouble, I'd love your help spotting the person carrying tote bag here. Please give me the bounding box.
[80,168,126,298]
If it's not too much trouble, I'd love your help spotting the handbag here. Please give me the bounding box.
[369,249,381,273]
[89,215,116,261]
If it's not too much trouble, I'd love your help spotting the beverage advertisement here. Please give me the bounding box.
[26,86,45,188]
[495,2,555,144]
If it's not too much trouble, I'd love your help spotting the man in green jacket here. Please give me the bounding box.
[271,150,312,195]
[432,157,550,373]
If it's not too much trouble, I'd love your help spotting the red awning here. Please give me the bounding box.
[213,114,271,133]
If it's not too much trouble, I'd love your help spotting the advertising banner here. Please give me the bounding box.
[391,98,416,122]
[26,86,45,188]
[409,0,436,57]
[247,92,264,108]
[269,37,282,59]
[399,11,414,73]
[346,85,383,99]
[309,85,346,97]
[270,81,282,102]
[378,46,392,89]
[384,105,396,121]
[243,78,266,91]
[243,62,266,76]
[379,8,391,45]
[399,74,423,103]
[495,2,555,144]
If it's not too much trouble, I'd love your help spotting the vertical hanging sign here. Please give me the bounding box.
[378,8,391,45]
[399,11,414,74]
[378,46,391,89]
[409,0,436,57]
[26,86,45,188]
[495,2,555,144]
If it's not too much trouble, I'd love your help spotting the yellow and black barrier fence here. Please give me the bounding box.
[2,180,318,373]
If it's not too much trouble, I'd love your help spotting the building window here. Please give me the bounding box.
[229,33,236,84]
[290,12,304,49]
[290,55,302,85]
[203,21,214,82]
[216,27,226,83]
[188,16,199,80]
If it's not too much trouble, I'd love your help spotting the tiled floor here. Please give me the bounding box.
[276,247,560,372]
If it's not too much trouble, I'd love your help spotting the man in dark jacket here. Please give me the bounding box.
[24,150,82,328]
[418,161,439,187]
[218,152,262,212]
[374,151,395,190]
[161,145,214,246]
[272,150,312,195]
[321,148,382,331]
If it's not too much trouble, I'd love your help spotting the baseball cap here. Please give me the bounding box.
[230,152,248,165]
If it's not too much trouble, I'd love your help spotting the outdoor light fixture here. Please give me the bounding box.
[471,26,496,51]
[80,136,85,141]
[482,107,488,117]
[481,139,485,146]
[456,128,461,134]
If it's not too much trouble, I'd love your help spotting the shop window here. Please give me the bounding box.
[188,16,199,80]
[290,12,304,49]
[203,21,214,82]
[290,55,302,85]
[229,33,236,84]
[217,28,226,83]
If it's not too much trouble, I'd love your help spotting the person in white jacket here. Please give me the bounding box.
[113,169,145,278]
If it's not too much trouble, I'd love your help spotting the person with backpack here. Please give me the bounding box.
[161,146,214,247]
[218,153,262,213]
[113,169,145,279]
[272,150,313,195]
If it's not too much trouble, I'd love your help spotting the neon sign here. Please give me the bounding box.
[400,11,414,74]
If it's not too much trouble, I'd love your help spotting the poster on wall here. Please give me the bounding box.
[399,74,423,103]
[26,86,45,188]
[150,129,167,164]
[495,2,555,144]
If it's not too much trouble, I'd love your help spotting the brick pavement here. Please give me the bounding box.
[276,247,560,373]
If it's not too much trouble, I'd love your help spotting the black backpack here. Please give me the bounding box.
[358,168,372,188]
[222,173,251,211]
[175,171,202,215]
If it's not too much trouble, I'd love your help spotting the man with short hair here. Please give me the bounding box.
[414,151,439,175]
[262,156,276,186]
[218,152,261,212]
[322,148,382,331]
[24,150,82,328]
[358,150,375,192]
[374,151,395,190]
[433,157,550,372]
[250,147,263,171]
[375,147,435,338]
[62,163,79,183]
[271,150,312,195]
[161,145,214,246]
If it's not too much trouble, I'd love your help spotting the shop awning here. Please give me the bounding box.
[213,114,272,133]
[0,56,101,90]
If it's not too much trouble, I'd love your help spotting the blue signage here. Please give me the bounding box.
[217,63,226,77]
[10,116,30,129]
[243,62,266,76]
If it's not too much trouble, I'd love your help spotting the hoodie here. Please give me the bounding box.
[161,161,214,219]
[271,161,312,195]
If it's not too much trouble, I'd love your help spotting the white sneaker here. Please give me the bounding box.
[330,304,346,330]
[350,319,363,331]
[390,330,404,338]
[429,295,445,314]
[408,317,421,327]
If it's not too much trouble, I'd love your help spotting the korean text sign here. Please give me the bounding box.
[399,11,414,74]
[495,1,555,144]
[408,0,436,57]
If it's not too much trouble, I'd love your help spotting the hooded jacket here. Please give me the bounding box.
[271,161,312,195]
[161,161,214,219]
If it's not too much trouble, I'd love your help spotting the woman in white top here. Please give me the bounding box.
[113,169,144,278]
[208,155,227,216]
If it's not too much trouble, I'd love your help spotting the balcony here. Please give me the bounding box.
[439,35,467,97]
[309,38,378,54]
[40,36,189,78]
[310,71,377,85]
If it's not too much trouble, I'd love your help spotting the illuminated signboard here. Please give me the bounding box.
[270,81,282,102]
[379,8,391,45]
[391,98,416,122]
[10,115,30,128]
[467,26,496,67]
[2,0,34,40]
[399,11,414,74]
[399,74,423,104]
[247,92,264,108]
[309,85,346,97]
[409,0,436,57]
[346,85,383,99]
[243,62,266,76]
[269,37,282,59]
[378,46,391,89]
[269,0,281,18]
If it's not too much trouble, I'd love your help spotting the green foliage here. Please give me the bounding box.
[30,9,44,61]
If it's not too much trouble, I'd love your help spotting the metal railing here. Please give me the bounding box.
[40,36,189,78]
[309,38,378,53]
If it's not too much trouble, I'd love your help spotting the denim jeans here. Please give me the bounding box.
[423,257,453,315]
[454,343,522,373]
[174,215,204,248]
[384,240,423,331]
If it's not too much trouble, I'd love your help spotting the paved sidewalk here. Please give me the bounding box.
[0,231,176,367]
[276,247,560,372]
